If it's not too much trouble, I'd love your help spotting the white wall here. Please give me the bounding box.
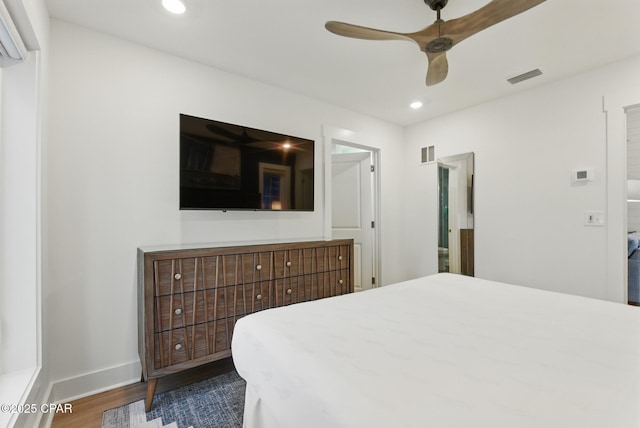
[404,56,640,301]
[45,20,405,399]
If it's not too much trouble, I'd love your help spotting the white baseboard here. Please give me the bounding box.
[35,382,53,428]
[6,360,142,427]
[49,359,141,404]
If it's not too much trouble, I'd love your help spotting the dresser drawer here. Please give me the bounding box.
[153,326,191,368]
[154,291,208,332]
[155,282,276,332]
[238,251,273,283]
[277,272,350,305]
[274,275,305,307]
[303,270,350,301]
[240,280,272,312]
[334,245,351,270]
[299,246,350,274]
[332,268,351,296]
[273,249,302,279]
[154,258,199,297]
[153,318,238,369]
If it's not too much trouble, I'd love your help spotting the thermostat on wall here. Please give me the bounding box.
[571,168,593,184]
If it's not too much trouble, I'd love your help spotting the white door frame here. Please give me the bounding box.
[322,125,382,287]
[332,151,373,291]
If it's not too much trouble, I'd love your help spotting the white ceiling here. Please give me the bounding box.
[45,0,640,126]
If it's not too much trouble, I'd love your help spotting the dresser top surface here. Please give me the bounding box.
[138,238,352,254]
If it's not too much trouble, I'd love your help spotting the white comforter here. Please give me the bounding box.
[231,273,640,428]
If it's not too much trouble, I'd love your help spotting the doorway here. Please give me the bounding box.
[438,164,458,273]
[626,106,640,306]
[331,143,379,291]
[437,152,474,276]
[605,89,640,304]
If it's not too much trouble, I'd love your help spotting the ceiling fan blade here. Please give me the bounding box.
[442,0,546,43]
[207,124,260,144]
[426,51,448,86]
[326,0,545,87]
[325,21,415,43]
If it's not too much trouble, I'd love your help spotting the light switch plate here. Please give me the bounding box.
[584,211,605,226]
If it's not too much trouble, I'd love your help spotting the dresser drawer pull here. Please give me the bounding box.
[256,264,262,271]
[256,294,262,300]
[286,289,292,295]
[286,261,291,267]
[174,273,182,280]
[174,308,182,316]
[338,255,343,261]
[339,279,344,285]
[174,343,182,351]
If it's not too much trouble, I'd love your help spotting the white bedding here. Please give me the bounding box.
[231,273,640,428]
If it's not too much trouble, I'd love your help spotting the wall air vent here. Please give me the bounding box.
[507,68,542,85]
[0,0,27,67]
[421,145,435,164]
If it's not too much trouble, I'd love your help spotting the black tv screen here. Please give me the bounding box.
[180,114,315,211]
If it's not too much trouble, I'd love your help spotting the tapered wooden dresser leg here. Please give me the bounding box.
[145,378,158,412]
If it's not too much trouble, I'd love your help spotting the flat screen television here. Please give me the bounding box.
[180,114,315,211]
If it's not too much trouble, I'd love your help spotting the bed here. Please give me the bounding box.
[231,273,640,428]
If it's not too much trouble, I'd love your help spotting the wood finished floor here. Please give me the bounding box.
[51,358,235,428]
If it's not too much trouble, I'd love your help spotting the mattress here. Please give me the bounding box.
[231,273,640,428]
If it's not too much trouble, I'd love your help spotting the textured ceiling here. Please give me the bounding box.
[45,0,640,126]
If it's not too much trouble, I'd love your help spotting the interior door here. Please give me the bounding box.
[331,152,373,292]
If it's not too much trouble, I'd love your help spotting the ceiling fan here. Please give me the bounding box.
[325,0,546,86]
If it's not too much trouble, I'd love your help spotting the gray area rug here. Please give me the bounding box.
[102,370,246,428]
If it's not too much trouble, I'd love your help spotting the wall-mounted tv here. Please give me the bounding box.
[180,114,315,211]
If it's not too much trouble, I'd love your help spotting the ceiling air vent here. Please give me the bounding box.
[507,68,542,85]
[0,0,27,67]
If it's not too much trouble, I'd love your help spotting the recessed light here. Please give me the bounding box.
[410,101,423,109]
[162,0,186,14]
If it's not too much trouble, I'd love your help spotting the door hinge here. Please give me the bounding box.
[371,221,375,228]
[370,165,375,172]
[372,277,376,285]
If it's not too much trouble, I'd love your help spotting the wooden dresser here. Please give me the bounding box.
[138,239,354,411]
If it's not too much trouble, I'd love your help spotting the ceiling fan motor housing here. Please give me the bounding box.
[426,37,453,53]
[424,0,448,11]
